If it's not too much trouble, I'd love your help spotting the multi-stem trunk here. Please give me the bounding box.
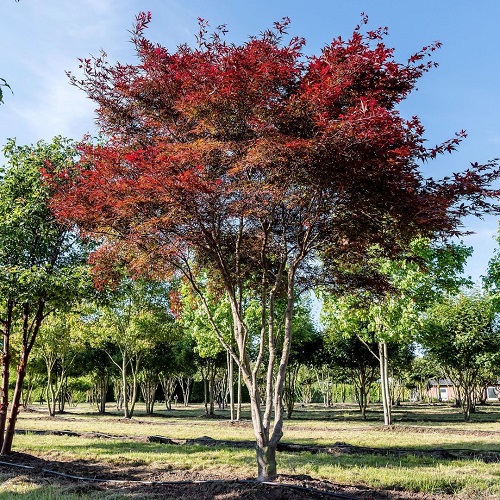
[160,376,175,411]
[128,355,141,419]
[178,377,191,406]
[47,374,56,417]
[44,354,62,417]
[186,220,306,480]
[97,372,108,414]
[236,265,296,481]
[140,374,157,415]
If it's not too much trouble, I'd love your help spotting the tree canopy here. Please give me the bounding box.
[419,292,500,420]
[0,137,90,454]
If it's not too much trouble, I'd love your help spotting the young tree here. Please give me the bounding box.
[322,240,472,425]
[84,279,175,419]
[419,292,500,420]
[0,137,89,454]
[49,14,500,479]
[158,334,194,410]
[80,345,114,414]
[33,313,85,416]
[324,331,380,419]
[406,356,440,403]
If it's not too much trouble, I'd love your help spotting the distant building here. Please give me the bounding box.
[426,379,500,402]
[427,379,455,401]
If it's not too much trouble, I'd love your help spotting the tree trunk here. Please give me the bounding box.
[140,373,158,415]
[201,366,208,415]
[1,348,28,454]
[284,364,299,419]
[177,376,192,407]
[2,301,44,455]
[57,377,66,413]
[209,366,215,415]
[228,352,235,421]
[160,376,176,411]
[236,365,242,421]
[22,372,39,410]
[113,378,123,410]
[46,362,60,416]
[47,375,56,417]
[186,237,300,480]
[97,372,108,414]
[122,353,130,418]
[0,340,11,449]
[256,443,277,482]
[245,265,295,481]
[0,301,13,450]
[379,341,392,426]
[128,358,140,419]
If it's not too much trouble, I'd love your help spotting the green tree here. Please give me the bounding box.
[180,280,232,415]
[322,240,471,425]
[33,312,86,416]
[0,137,89,454]
[76,342,114,413]
[406,355,440,403]
[84,279,175,419]
[138,321,183,415]
[418,292,500,420]
[324,331,379,419]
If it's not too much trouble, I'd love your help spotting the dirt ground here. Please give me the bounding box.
[0,451,469,500]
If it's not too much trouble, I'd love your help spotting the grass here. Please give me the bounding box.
[2,401,500,498]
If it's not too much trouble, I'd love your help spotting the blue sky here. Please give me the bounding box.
[1,0,499,282]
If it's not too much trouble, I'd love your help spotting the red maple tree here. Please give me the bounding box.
[48,13,499,480]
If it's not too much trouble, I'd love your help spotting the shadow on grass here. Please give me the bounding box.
[20,401,500,426]
[3,438,500,497]
[14,433,500,468]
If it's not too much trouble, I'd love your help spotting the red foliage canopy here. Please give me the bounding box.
[48,13,499,286]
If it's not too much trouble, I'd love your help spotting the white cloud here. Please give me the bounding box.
[9,74,95,142]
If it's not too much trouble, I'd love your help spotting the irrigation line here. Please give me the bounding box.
[0,459,363,499]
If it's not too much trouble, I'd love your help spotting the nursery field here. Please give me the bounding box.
[1,402,500,499]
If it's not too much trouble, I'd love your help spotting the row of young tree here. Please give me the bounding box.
[6,283,500,428]
[2,13,500,481]
[17,279,500,423]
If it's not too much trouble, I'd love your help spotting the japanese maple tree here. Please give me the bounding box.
[48,13,499,480]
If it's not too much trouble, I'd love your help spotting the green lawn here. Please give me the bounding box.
[1,401,499,498]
